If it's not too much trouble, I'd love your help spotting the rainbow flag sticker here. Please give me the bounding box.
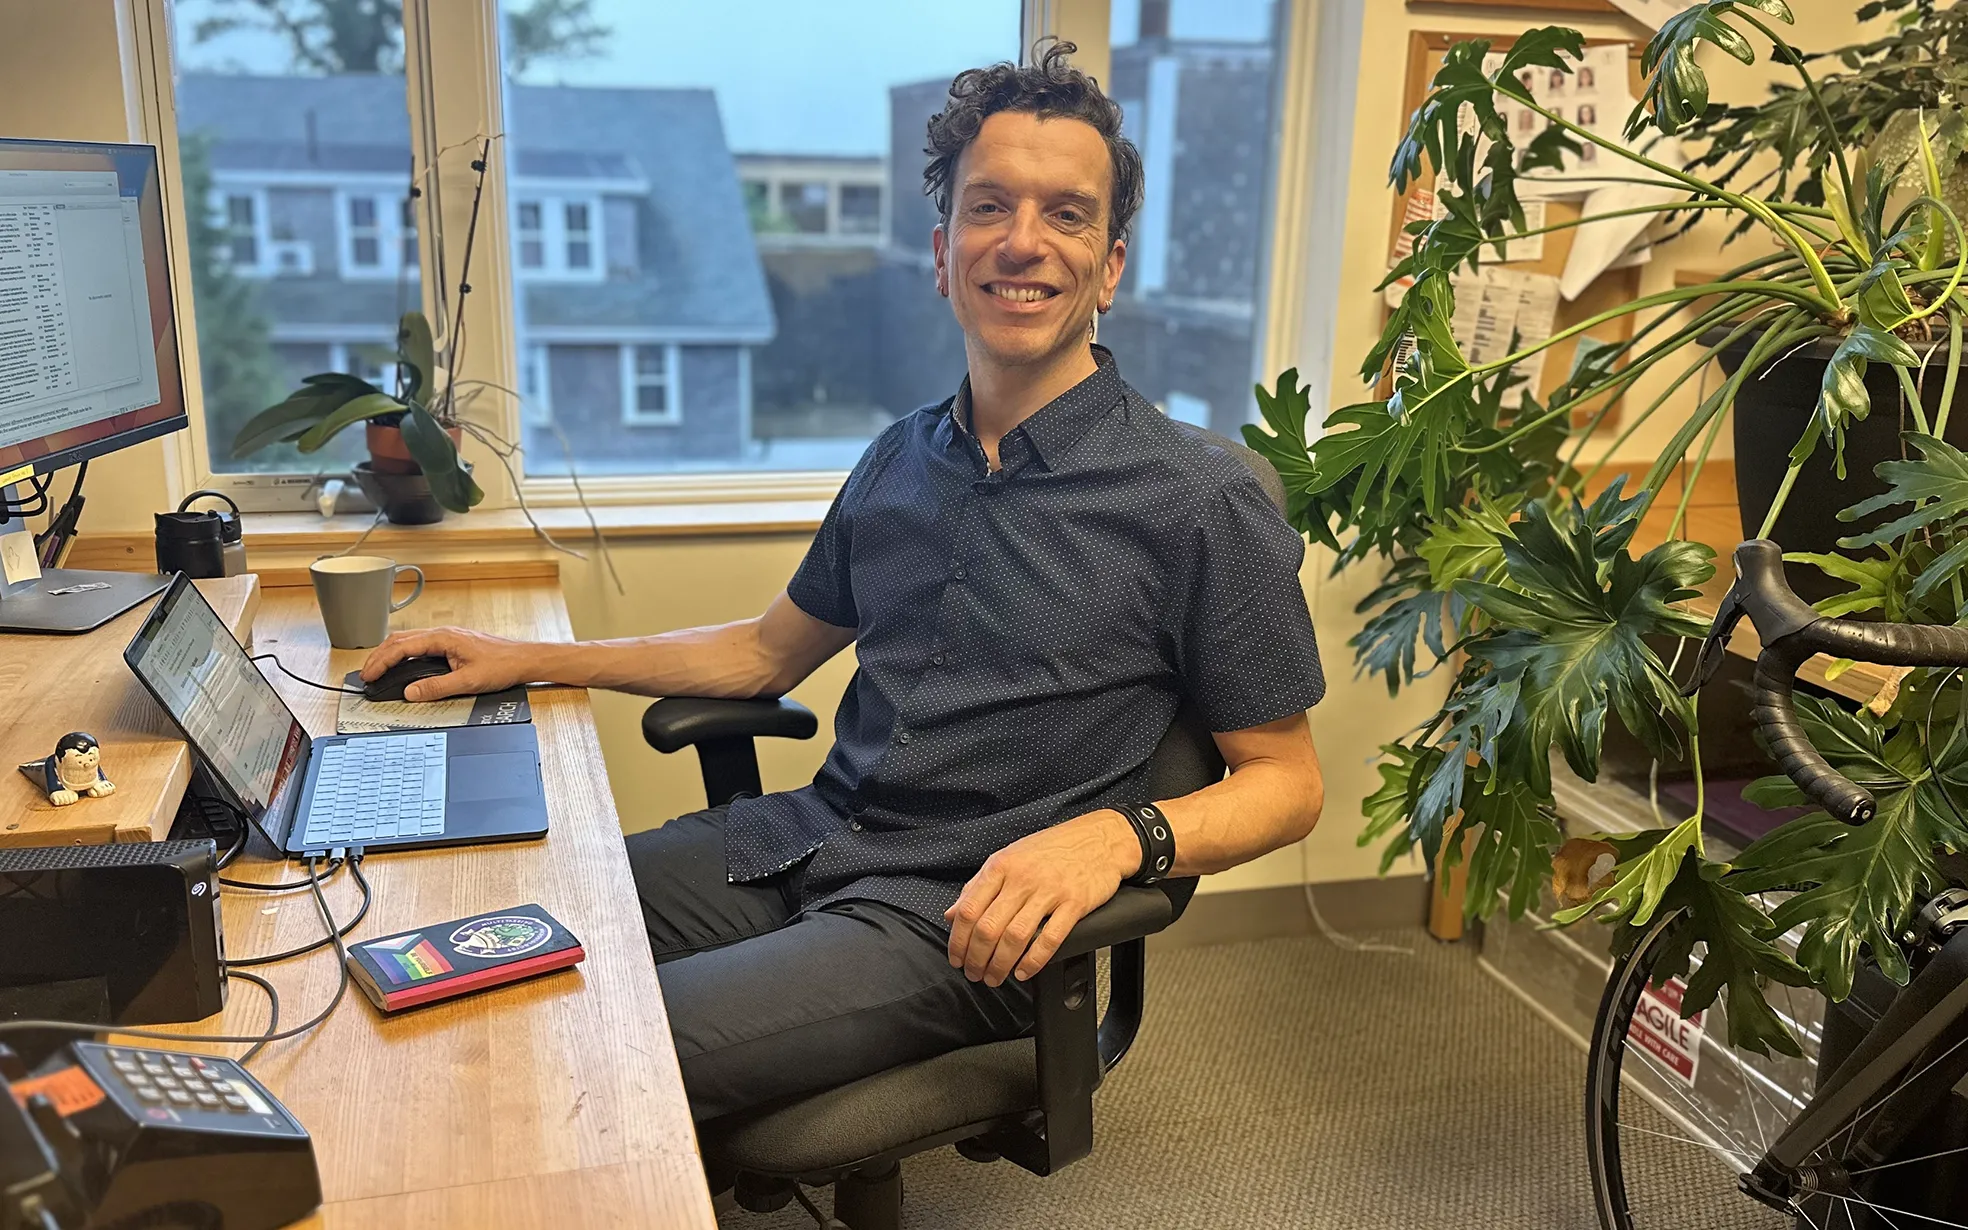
[364,935,454,985]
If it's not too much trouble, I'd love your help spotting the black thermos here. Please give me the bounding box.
[155,491,244,579]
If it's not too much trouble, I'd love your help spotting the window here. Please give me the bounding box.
[520,343,552,426]
[564,201,593,269]
[511,194,602,280]
[621,344,681,426]
[1106,0,1288,433]
[173,1,416,479]
[217,190,263,272]
[501,0,1019,475]
[338,190,413,278]
[839,183,882,235]
[779,181,829,234]
[329,342,396,392]
[516,200,545,269]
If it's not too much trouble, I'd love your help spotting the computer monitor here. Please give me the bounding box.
[0,137,187,633]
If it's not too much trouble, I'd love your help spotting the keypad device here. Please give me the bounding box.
[77,1043,303,1136]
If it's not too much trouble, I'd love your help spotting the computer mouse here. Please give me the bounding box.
[364,655,456,703]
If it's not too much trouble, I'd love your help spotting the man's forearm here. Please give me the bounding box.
[533,619,785,699]
[1153,757,1324,877]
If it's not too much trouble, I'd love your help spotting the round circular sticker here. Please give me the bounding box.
[449,915,553,959]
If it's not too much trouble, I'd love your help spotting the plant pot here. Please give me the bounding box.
[351,460,472,526]
[1723,332,1968,602]
[366,421,463,476]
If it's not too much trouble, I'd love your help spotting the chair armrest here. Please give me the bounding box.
[641,697,818,753]
[1056,884,1177,961]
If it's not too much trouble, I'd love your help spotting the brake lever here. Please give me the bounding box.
[1681,580,1747,699]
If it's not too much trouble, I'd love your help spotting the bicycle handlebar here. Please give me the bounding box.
[1690,540,1968,825]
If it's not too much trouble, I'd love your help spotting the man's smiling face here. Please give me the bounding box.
[933,110,1126,369]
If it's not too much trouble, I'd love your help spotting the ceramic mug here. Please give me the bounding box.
[309,555,425,649]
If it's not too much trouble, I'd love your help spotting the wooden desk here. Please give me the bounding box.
[139,580,715,1229]
[1,576,260,847]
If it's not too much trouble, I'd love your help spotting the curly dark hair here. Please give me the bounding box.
[922,39,1144,247]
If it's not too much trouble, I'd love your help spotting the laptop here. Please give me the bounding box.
[125,574,549,857]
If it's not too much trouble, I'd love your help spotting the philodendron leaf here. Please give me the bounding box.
[1349,555,1449,695]
[1639,2,1759,134]
[1457,488,1715,787]
[1360,742,1435,874]
[1729,695,1968,999]
[1813,324,1918,476]
[1556,814,1703,928]
[1461,771,1560,921]
[1417,493,1518,599]
[1919,113,1948,272]
[1245,368,1320,532]
[398,310,436,403]
[295,391,406,454]
[1838,433,1968,548]
[401,401,484,513]
[1491,26,1587,104]
[1609,851,1810,1058]
[1782,549,1901,618]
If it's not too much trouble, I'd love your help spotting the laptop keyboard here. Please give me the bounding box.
[300,732,449,847]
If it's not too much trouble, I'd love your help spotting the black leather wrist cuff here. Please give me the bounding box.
[1115,802,1175,886]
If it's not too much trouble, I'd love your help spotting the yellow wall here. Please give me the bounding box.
[0,0,1885,896]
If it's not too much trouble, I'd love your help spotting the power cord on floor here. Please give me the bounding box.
[1299,840,1413,956]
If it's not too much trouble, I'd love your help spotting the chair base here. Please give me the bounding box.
[831,1163,901,1230]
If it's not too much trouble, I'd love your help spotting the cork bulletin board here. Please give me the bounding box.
[1383,30,1651,425]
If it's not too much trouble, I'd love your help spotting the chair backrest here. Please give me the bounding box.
[1146,422,1289,921]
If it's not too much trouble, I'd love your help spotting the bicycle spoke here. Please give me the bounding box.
[1848,1142,1968,1175]
[1836,1031,1968,1159]
[1613,1120,1758,1165]
[1827,1190,1960,1230]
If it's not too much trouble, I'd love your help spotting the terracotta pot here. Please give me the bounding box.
[366,420,464,476]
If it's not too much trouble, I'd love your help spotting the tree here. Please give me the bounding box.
[177,134,292,471]
[191,0,607,76]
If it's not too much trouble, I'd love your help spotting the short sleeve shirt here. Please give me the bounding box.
[724,347,1325,925]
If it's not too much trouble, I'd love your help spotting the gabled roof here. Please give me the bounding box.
[176,73,773,341]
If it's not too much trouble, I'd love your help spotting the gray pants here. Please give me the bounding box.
[625,807,1033,1123]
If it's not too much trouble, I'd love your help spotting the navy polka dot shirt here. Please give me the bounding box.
[724,347,1326,926]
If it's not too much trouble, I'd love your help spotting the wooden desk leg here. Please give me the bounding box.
[1427,816,1474,942]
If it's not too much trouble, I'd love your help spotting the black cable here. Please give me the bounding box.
[216,812,249,871]
[250,653,363,695]
[0,471,51,517]
[219,810,345,891]
[0,857,351,1063]
[34,460,86,565]
[224,857,369,967]
[226,969,279,1065]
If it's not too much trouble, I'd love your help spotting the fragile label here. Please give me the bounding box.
[1628,976,1706,1086]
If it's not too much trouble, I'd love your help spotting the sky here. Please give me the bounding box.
[175,0,1274,157]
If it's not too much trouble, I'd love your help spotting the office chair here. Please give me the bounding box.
[642,424,1284,1229]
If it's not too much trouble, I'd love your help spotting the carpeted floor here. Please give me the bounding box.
[716,927,1619,1230]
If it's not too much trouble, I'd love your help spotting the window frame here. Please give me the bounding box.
[519,342,553,427]
[135,0,1324,518]
[619,343,682,427]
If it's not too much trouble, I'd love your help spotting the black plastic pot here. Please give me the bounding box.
[1723,332,1967,600]
[351,460,471,526]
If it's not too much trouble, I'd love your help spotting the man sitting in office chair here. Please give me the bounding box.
[361,41,1327,1126]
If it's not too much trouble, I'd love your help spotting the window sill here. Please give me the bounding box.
[62,501,831,586]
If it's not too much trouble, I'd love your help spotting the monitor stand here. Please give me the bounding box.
[0,492,170,634]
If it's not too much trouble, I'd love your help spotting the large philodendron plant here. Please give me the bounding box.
[1245,0,1968,1055]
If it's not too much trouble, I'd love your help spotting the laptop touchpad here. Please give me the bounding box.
[448,753,537,803]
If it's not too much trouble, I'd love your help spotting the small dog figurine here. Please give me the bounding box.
[18,731,117,807]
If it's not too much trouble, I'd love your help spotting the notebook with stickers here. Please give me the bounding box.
[345,903,584,1013]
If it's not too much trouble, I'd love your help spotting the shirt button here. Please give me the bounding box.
[850,820,863,832]
[895,730,911,745]
[930,651,946,666]
[951,563,966,580]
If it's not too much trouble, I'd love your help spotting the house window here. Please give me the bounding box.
[621,344,681,426]
[564,201,592,270]
[519,343,552,427]
[779,181,829,234]
[516,200,545,269]
[221,192,261,271]
[401,196,420,267]
[348,196,382,268]
[512,195,602,280]
[839,183,882,235]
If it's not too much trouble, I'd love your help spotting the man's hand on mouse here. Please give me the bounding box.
[360,628,531,702]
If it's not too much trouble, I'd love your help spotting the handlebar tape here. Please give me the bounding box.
[1751,640,1877,825]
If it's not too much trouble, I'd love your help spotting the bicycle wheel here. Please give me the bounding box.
[1584,909,1897,1230]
